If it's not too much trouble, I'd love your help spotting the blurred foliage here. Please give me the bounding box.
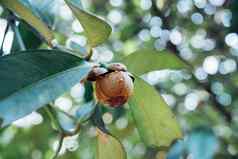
[0,0,238,159]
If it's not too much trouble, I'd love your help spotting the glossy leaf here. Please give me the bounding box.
[128,76,182,148]
[0,0,54,45]
[11,22,42,51]
[76,101,96,123]
[121,48,189,75]
[0,50,91,126]
[19,0,57,27]
[65,0,112,47]
[96,129,126,159]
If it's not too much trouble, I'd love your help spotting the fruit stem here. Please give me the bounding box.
[91,104,109,134]
[44,106,63,132]
[44,105,81,159]
[52,105,77,121]
[52,133,64,159]
[44,105,81,136]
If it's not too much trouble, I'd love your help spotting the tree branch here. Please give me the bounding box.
[11,22,26,51]
[0,22,10,55]
[52,133,64,159]
[44,105,81,159]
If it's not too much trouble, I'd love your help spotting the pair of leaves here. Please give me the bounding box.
[95,48,187,157]
[121,49,187,148]
[0,48,187,153]
[1,0,186,156]
[0,0,112,47]
[0,2,121,158]
[0,0,54,45]
[0,0,112,126]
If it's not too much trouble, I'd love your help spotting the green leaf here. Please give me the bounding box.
[19,0,57,27]
[0,50,91,126]
[128,76,182,148]
[96,130,126,159]
[0,0,54,45]
[121,48,189,75]
[11,21,42,51]
[76,101,96,123]
[65,0,112,47]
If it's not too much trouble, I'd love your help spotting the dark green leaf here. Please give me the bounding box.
[0,0,54,45]
[11,22,42,51]
[128,76,182,148]
[0,50,91,126]
[65,0,112,47]
[121,48,189,75]
[84,81,94,102]
[96,129,126,159]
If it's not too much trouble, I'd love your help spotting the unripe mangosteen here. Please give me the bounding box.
[95,71,134,107]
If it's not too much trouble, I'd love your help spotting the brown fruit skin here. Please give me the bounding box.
[87,66,108,81]
[107,63,127,72]
[95,71,134,107]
